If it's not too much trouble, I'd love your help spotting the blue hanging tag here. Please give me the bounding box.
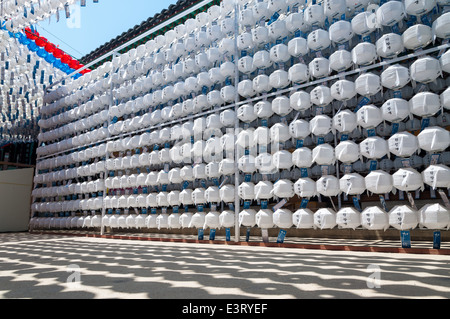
[141,208,147,214]
[151,208,157,214]
[296,139,304,148]
[355,97,370,112]
[182,181,190,190]
[433,231,441,249]
[401,230,411,249]
[277,229,287,244]
[198,229,204,240]
[353,196,362,212]
[201,179,207,188]
[367,128,376,137]
[225,228,231,241]
[261,200,268,209]
[209,229,216,241]
[197,204,204,212]
[379,195,388,212]
[370,160,378,171]
[317,137,325,145]
[244,149,250,156]
[391,123,400,135]
[246,228,251,242]
[421,118,430,131]
[300,198,309,209]
[393,90,402,98]
[244,174,252,182]
[243,201,251,209]
[301,168,308,178]
[421,13,432,27]
[391,23,400,35]
[213,178,219,186]
[340,134,348,141]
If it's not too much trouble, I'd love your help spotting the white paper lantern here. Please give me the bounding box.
[288,63,310,84]
[288,37,309,57]
[316,176,340,197]
[180,212,193,228]
[270,43,290,64]
[310,85,333,107]
[388,132,418,158]
[289,119,311,139]
[219,210,235,228]
[361,206,389,230]
[351,11,377,36]
[376,1,406,27]
[253,74,272,93]
[312,144,335,166]
[410,56,442,84]
[293,208,315,229]
[360,136,389,160]
[286,12,307,34]
[273,150,294,170]
[256,209,274,228]
[220,184,235,203]
[270,123,291,143]
[253,50,272,70]
[314,208,337,229]
[272,179,295,198]
[410,92,441,117]
[355,73,381,97]
[254,100,273,119]
[294,178,316,198]
[238,56,256,75]
[389,205,418,230]
[376,33,404,58]
[432,12,450,39]
[190,211,206,228]
[403,24,433,50]
[405,0,436,16]
[335,141,360,163]
[419,203,450,230]
[269,70,290,89]
[307,29,331,51]
[309,57,330,79]
[331,79,356,101]
[440,50,450,74]
[292,148,313,168]
[381,64,410,90]
[381,98,410,123]
[364,170,393,195]
[340,173,366,195]
[329,20,354,44]
[310,114,333,136]
[393,168,424,192]
[204,211,221,229]
[422,164,450,190]
[254,181,273,200]
[273,209,294,229]
[304,4,325,27]
[329,50,352,72]
[239,209,257,227]
[336,207,361,230]
[417,127,450,152]
[332,109,357,133]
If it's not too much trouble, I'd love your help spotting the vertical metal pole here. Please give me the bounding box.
[100,51,118,236]
[233,2,240,243]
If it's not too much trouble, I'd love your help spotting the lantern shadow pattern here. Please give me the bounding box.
[0,233,449,299]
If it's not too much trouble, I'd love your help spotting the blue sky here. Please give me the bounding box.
[37,0,179,60]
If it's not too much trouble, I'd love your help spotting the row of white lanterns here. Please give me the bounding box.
[30,203,450,231]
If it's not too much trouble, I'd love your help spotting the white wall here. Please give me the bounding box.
[0,168,34,232]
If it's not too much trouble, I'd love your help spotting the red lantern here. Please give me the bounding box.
[35,36,47,47]
[45,43,56,53]
[53,48,64,59]
[69,59,79,70]
[61,54,71,64]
